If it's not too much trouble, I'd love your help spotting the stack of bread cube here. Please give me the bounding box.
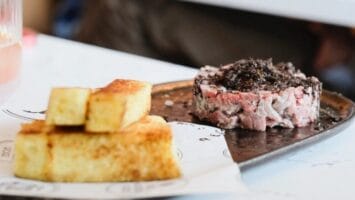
[46,79,152,132]
[14,79,181,182]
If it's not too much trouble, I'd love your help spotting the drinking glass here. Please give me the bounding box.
[0,0,22,103]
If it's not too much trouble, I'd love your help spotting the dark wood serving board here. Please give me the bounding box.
[150,80,355,170]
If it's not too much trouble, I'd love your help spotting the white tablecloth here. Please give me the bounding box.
[2,35,355,199]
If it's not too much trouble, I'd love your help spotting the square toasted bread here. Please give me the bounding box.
[45,88,91,126]
[14,116,181,182]
[86,79,152,132]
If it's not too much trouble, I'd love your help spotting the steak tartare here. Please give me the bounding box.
[193,59,322,131]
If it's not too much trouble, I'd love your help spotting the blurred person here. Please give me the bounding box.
[310,23,355,99]
[75,0,316,68]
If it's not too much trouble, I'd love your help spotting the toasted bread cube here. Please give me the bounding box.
[85,93,126,132]
[14,116,181,182]
[86,79,152,132]
[45,88,91,126]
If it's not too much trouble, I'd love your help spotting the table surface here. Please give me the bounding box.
[185,0,355,27]
[1,35,355,200]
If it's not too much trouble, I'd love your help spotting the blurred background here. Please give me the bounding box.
[23,0,355,100]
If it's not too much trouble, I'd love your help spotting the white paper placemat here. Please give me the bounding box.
[0,110,248,199]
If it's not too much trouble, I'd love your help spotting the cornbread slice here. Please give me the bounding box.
[86,79,152,132]
[45,88,91,126]
[14,116,181,182]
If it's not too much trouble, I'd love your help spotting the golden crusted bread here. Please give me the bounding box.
[45,88,91,126]
[14,116,181,182]
[86,79,152,132]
